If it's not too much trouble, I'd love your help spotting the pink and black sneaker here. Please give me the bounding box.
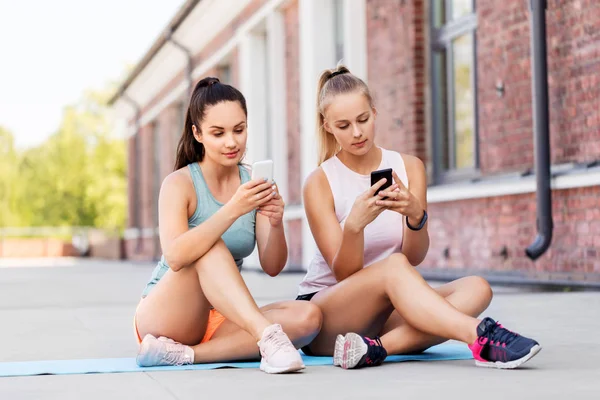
[333,333,388,369]
[469,317,541,369]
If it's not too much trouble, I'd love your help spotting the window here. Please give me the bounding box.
[431,0,478,183]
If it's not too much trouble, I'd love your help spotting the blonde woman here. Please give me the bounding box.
[296,66,541,370]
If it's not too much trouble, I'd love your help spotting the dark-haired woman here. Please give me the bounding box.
[133,78,321,374]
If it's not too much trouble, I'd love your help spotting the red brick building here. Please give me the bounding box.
[110,0,600,285]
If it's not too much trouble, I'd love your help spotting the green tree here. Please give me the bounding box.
[0,126,21,227]
[2,84,127,232]
[81,89,127,231]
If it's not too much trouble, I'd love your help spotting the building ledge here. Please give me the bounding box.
[415,267,600,290]
[428,162,600,203]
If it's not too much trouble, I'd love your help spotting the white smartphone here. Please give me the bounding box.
[251,160,274,183]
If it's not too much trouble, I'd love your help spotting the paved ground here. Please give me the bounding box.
[0,257,598,399]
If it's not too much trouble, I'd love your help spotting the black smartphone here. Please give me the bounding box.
[370,168,393,196]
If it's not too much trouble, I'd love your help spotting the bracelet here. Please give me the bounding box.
[406,210,428,231]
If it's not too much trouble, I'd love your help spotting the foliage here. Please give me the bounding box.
[0,86,126,232]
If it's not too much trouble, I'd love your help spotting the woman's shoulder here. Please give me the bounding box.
[304,165,327,187]
[161,167,194,195]
[303,166,335,211]
[398,153,425,174]
[381,148,424,172]
[304,166,333,197]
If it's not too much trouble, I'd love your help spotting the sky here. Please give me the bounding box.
[0,0,185,149]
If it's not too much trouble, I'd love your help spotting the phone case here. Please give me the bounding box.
[371,168,393,196]
[251,160,274,182]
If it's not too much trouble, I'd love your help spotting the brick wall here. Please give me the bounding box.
[362,0,599,278]
[547,0,600,163]
[157,104,183,179]
[124,237,155,261]
[0,239,77,257]
[125,122,160,261]
[477,0,534,173]
[425,185,600,275]
[127,135,137,228]
[138,124,155,230]
[366,0,427,163]
[477,0,600,174]
[284,0,302,205]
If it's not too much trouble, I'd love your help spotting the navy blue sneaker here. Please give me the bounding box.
[333,333,388,369]
[469,317,542,369]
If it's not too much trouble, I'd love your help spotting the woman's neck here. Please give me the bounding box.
[199,159,239,185]
[337,145,382,175]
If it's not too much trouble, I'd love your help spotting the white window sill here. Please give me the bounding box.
[428,165,600,203]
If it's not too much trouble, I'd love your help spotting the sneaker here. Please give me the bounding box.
[258,324,305,374]
[136,334,194,367]
[468,317,541,369]
[333,333,388,369]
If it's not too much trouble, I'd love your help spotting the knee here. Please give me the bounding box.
[167,239,230,272]
[189,239,230,269]
[293,302,323,337]
[467,276,493,307]
[382,253,414,276]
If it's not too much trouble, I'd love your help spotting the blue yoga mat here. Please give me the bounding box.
[0,343,472,377]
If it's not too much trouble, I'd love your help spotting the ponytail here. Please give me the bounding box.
[174,108,205,170]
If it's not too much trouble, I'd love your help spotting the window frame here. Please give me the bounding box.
[430,0,480,185]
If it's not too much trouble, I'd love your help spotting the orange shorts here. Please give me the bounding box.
[134,304,227,345]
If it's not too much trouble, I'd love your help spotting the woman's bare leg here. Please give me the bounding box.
[136,239,320,365]
[136,240,272,345]
[191,300,322,363]
[305,253,482,355]
[379,276,493,355]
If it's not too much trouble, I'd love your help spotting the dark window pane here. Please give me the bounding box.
[433,50,449,171]
[452,34,475,169]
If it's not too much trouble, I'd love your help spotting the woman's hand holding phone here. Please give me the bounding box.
[375,171,423,222]
[345,178,389,233]
[229,179,276,218]
[257,183,285,227]
[229,159,284,225]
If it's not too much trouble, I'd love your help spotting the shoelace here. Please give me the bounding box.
[364,336,387,365]
[482,322,519,346]
[264,330,295,355]
[161,340,189,366]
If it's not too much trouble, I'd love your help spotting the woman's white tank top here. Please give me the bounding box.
[298,148,409,295]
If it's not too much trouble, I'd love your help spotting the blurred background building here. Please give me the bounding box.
[109,0,600,285]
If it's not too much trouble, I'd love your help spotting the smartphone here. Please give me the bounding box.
[251,160,274,183]
[370,168,393,196]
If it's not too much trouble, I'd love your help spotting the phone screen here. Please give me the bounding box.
[370,168,393,196]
